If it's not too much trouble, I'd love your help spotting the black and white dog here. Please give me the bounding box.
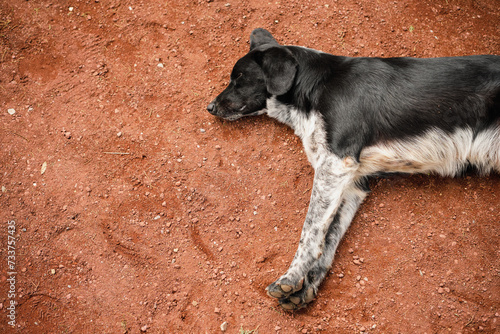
[207,28,500,310]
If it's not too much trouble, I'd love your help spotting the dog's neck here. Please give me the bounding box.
[266,96,310,137]
[266,96,328,169]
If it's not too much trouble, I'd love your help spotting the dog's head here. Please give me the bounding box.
[207,28,297,121]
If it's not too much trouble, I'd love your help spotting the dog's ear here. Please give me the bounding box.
[254,47,297,96]
[250,28,279,50]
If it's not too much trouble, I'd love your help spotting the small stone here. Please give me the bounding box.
[7,108,16,115]
[437,287,444,294]
[214,307,220,314]
[157,63,164,68]
[192,301,198,306]
[220,321,228,332]
[117,132,122,137]
[50,269,56,275]
[41,161,47,175]
[255,256,265,263]
[140,325,148,332]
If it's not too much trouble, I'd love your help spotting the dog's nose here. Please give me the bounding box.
[207,102,216,114]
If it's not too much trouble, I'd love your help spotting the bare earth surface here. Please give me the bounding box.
[1,0,499,333]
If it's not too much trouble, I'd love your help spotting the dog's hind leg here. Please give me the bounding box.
[276,180,368,310]
[266,155,362,307]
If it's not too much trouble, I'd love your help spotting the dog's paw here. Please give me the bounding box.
[266,276,318,311]
[266,277,304,299]
[278,286,317,310]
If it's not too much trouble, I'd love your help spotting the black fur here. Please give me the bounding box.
[208,29,500,159]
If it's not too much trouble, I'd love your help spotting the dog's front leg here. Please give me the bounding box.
[266,155,360,309]
[278,181,368,309]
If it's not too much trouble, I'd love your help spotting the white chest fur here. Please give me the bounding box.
[266,97,329,169]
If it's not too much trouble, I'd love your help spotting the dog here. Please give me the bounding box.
[207,28,500,310]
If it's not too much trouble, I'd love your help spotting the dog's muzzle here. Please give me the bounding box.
[207,102,217,115]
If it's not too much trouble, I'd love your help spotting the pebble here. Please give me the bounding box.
[214,307,220,314]
[220,321,227,332]
[7,108,16,115]
[140,325,148,332]
[117,131,122,137]
[41,161,47,175]
[255,256,265,263]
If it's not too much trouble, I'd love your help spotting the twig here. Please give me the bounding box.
[103,152,130,155]
[464,315,475,327]
[1,129,29,142]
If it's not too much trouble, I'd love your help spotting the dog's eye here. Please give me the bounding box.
[232,73,243,83]
[231,73,244,87]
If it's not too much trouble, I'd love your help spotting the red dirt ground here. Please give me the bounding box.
[1,0,499,333]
